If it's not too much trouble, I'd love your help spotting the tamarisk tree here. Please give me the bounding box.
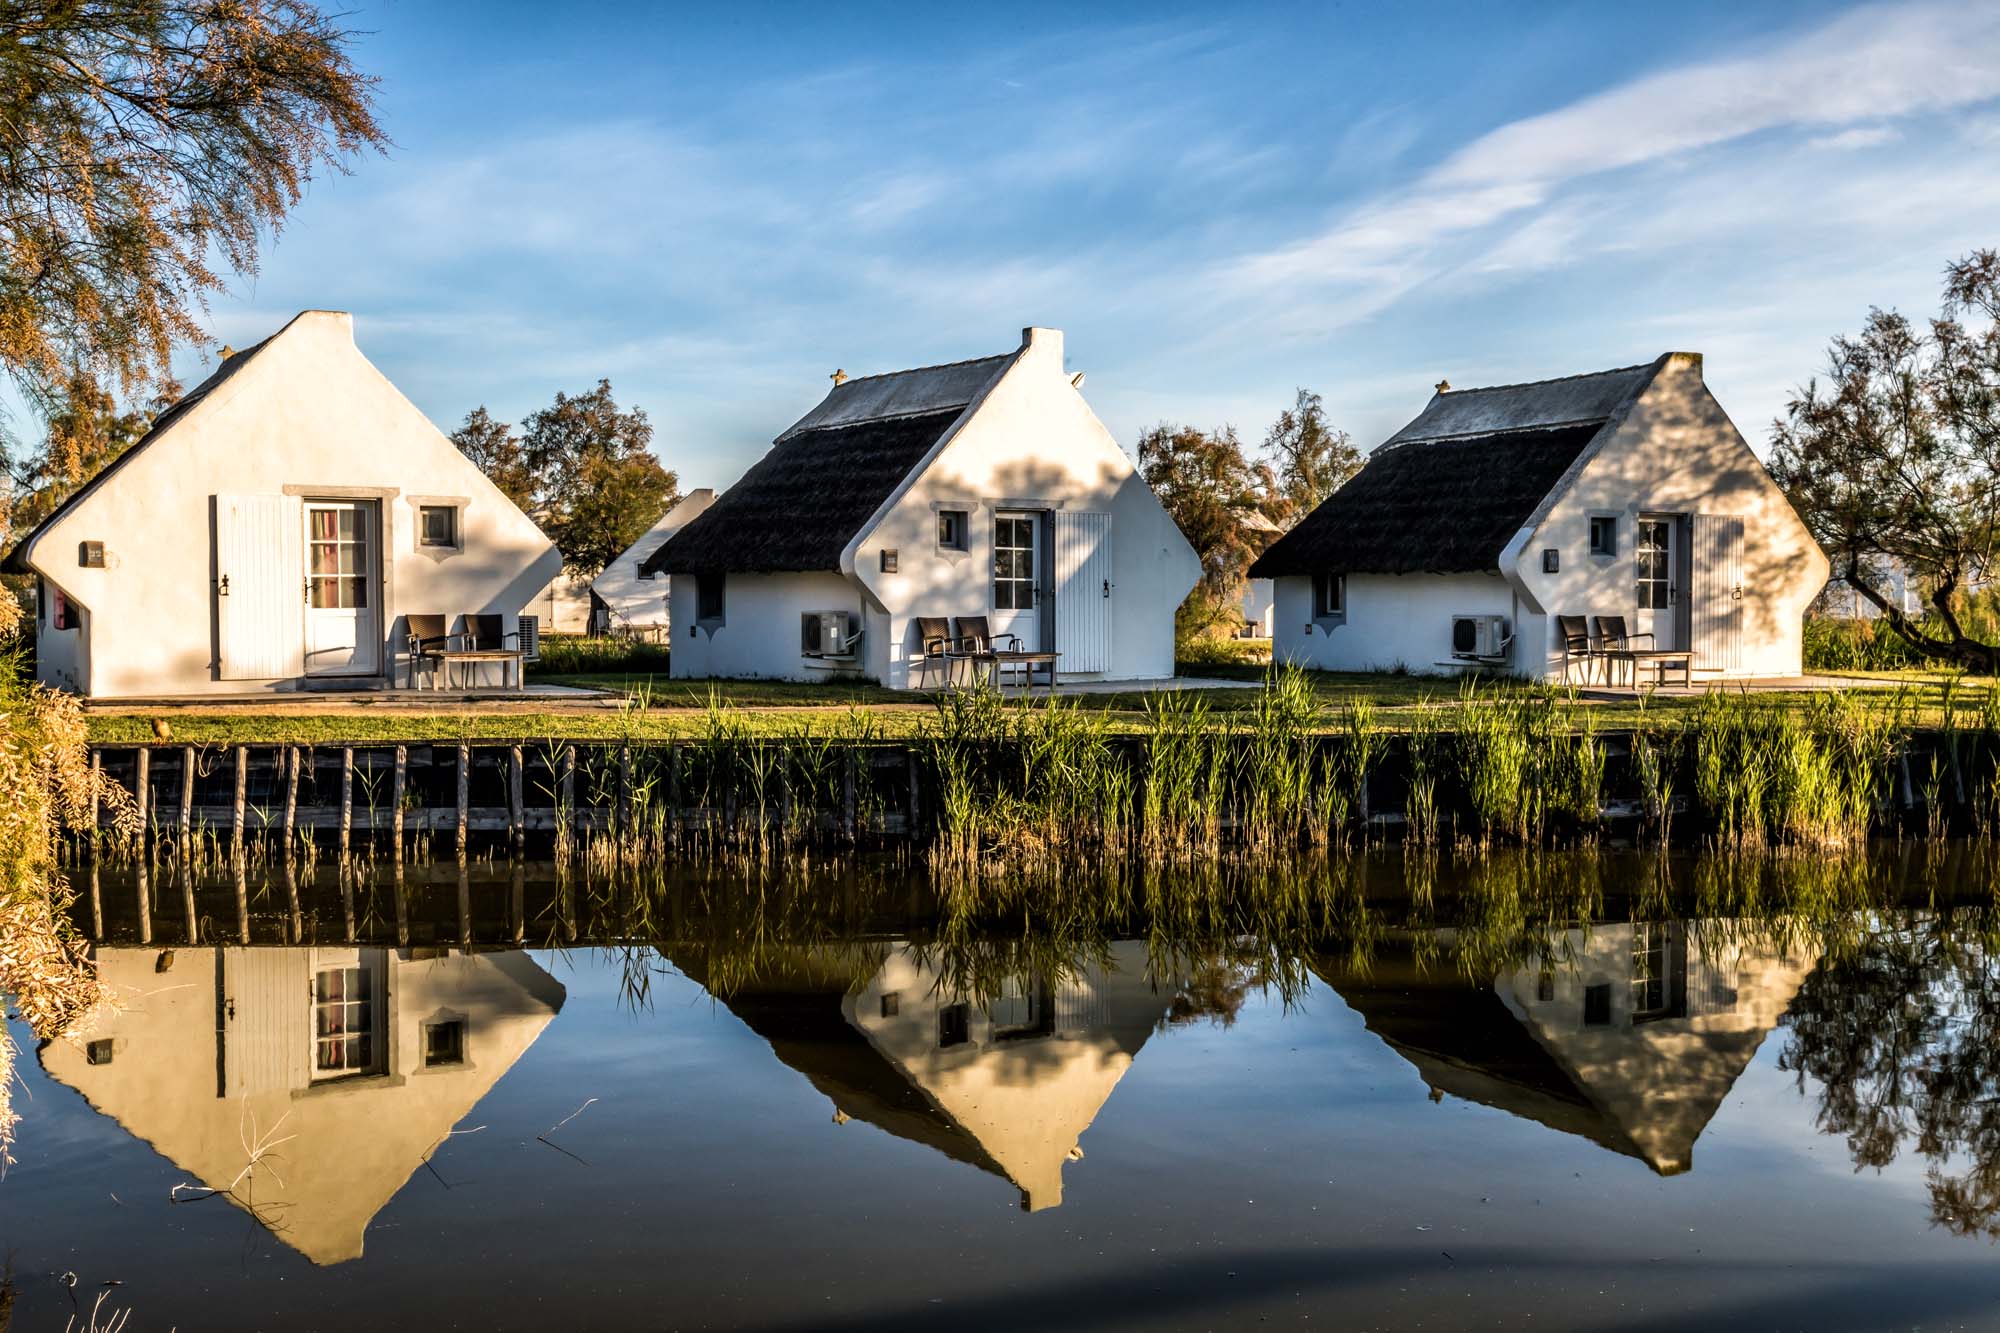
[1770,249,2000,670]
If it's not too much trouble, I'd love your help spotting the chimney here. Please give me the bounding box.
[1020,326,1064,368]
[1434,378,1451,395]
[830,369,848,387]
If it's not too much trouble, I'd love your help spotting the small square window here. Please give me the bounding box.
[697,575,725,623]
[419,505,458,548]
[937,509,968,552]
[86,1039,114,1066]
[880,992,901,1019]
[1542,548,1560,574]
[1589,516,1617,557]
[880,548,899,574]
[938,1002,970,1048]
[424,1019,465,1067]
[1582,983,1612,1027]
[1314,572,1344,618]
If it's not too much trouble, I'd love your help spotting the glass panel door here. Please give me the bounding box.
[303,501,382,676]
[990,512,1040,651]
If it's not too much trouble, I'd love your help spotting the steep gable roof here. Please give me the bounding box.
[2,334,276,574]
[1250,359,1664,579]
[643,351,1015,577]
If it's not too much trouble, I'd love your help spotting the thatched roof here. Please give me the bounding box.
[642,408,967,576]
[1248,423,1601,577]
[3,334,275,574]
[1384,362,1653,444]
[643,351,1018,577]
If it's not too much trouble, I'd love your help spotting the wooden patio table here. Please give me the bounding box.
[984,650,1060,693]
[433,648,526,690]
[1603,649,1694,689]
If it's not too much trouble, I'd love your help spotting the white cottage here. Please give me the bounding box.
[5,311,562,697]
[644,328,1200,688]
[591,488,716,635]
[1250,353,1829,680]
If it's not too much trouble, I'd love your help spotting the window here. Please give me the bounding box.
[1635,518,1671,610]
[880,992,901,1019]
[697,575,725,623]
[312,964,376,1077]
[937,509,968,552]
[419,505,458,548]
[1582,982,1612,1028]
[307,505,369,610]
[1631,922,1687,1023]
[423,1018,466,1067]
[880,548,899,574]
[86,1038,114,1066]
[1589,515,1617,557]
[993,516,1035,609]
[938,1002,970,1048]
[989,978,1055,1042]
[1314,572,1345,619]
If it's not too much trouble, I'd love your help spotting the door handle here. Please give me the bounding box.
[1102,578,1113,598]
[218,574,230,596]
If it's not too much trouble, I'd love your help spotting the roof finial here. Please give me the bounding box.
[830,368,848,387]
[1434,378,1451,395]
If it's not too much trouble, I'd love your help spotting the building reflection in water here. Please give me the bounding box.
[674,940,1173,1211]
[1323,920,1817,1174]
[39,946,565,1264]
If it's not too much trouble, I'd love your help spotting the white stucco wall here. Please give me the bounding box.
[1504,354,1828,678]
[594,489,716,631]
[847,328,1201,688]
[1241,577,1274,637]
[669,571,876,682]
[21,312,562,697]
[530,570,595,635]
[1272,572,1512,674]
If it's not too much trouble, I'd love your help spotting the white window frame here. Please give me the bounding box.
[1589,514,1618,559]
[937,508,969,553]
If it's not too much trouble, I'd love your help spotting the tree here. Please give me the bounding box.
[1770,249,2000,671]
[1262,388,1360,523]
[454,381,679,578]
[0,1,386,422]
[6,372,170,537]
[1138,422,1283,641]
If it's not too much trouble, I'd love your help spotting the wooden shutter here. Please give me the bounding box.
[1691,514,1746,673]
[215,494,303,680]
[1054,512,1113,673]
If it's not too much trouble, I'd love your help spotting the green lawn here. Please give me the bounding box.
[81,664,1986,746]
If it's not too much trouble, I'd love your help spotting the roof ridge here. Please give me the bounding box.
[1443,361,1655,396]
[832,351,1011,387]
[1383,418,1611,447]
[785,404,968,437]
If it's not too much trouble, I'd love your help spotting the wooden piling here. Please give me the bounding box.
[135,859,152,945]
[340,746,354,858]
[392,744,408,864]
[232,854,249,945]
[283,746,300,849]
[88,861,103,937]
[87,750,102,857]
[456,742,471,860]
[509,744,525,857]
[905,747,920,838]
[510,863,525,946]
[340,861,356,944]
[456,864,472,950]
[394,861,410,949]
[841,749,859,843]
[666,743,681,849]
[283,853,301,944]
[618,744,634,839]
[560,744,578,843]
[180,862,197,944]
[178,745,195,847]
[230,746,247,854]
[134,746,150,852]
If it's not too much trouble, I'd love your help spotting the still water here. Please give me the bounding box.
[6,851,2000,1330]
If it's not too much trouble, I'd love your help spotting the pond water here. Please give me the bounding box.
[6,851,2000,1330]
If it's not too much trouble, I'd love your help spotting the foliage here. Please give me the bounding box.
[1175,636,1271,669]
[451,380,678,576]
[1261,387,1361,522]
[0,0,385,431]
[1137,421,1284,642]
[1771,249,2000,669]
[528,634,672,678]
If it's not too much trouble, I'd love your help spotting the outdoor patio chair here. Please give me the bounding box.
[466,614,521,651]
[1593,615,1656,689]
[404,614,459,689]
[954,616,1026,688]
[1556,615,1595,684]
[912,616,967,690]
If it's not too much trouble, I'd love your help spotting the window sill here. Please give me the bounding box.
[1311,616,1346,634]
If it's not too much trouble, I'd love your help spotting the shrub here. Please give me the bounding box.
[531,634,671,677]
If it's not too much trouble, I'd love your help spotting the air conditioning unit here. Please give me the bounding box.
[801,610,861,659]
[517,614,541,662]
[1451,614,1509,661]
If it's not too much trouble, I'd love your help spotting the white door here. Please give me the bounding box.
[991,512,1040,651]
[1634,516,1682,651]
[1691,514,1747,673]
[304,501,381,677]
[215,493,304,680]
[1054,511,1113,673]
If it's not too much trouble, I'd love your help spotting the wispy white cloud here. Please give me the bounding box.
[1808,125,1900,150]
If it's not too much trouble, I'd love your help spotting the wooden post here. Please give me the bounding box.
[88,861,103,937]
[134,747,151,854]
[135,859,152,945]
[230,746,247,855]
[456,864,472,950]
[618,744,634,841]
[178,745,195,847]
[666,743,681,850]
[232,854,249,945]
[509,744,525,858]
[561,744,578,843]
[180,862,197,944]
[87,750,102,861]
[905,747,921,839]
[510,863,525,946]
[339,746,354,859]
[283,853,301,944]
[340,861,356,944]
[392,744,408,864]
[841,749,859,844]
[456,742,471,860]
[283,746,300,850]
[394,861,410,949]
[779,747,794,838]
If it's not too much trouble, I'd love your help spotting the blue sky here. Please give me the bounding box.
[185,0,2000,489]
